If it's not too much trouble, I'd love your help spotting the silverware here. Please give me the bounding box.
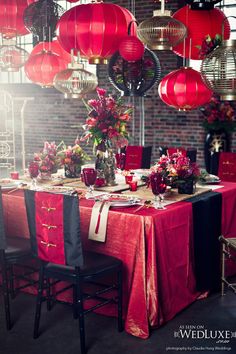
[95,201,106,234]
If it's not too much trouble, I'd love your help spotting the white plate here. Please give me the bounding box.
[200,180,221,185]
[0,181,22,190]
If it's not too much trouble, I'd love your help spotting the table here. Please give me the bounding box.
[2,182,236,339]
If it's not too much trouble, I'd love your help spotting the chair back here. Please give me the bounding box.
[24,190,83,267]
[124,146,152,170]
[167,147,187,157]
[0,187,7,250]
[218,152,236,182]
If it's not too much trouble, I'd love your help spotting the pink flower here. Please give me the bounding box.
[119,113,130,121]
[86,117,97,127]
[96,87,106,97]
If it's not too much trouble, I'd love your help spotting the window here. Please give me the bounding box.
[189,1,236,71]
[0,1,95,84]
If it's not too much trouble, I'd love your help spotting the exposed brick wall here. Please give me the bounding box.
[0,0,235,172]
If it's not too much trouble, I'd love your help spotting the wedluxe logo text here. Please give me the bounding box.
[175,327,233,341]
[165,325,236,352]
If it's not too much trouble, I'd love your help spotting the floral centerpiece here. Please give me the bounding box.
[33,141,59,176]
[200,95,236,175]
[57,139,90,178]
[197,34,222,60]
[200,95,236,132]
[81,87,133,150]
[81,87,133,186]
[150,152,200,194]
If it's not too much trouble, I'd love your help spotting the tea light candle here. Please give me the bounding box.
[129,180,138,191]
[125,175,133,184]
[10,171,19,180]
[95,177,106,187]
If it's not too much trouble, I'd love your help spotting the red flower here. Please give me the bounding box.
[86,117,97,127]
[96,87,106,97]
[81,87,133,149]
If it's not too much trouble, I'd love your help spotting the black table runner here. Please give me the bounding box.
[186,191,222,292]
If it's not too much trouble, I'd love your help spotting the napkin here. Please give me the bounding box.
[89,201,111,242]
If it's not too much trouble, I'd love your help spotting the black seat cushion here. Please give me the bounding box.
[4,237,31,261]
[44,251,122,282]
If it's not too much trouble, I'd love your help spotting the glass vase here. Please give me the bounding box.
[64,164,81,178]
[95,147,117,186]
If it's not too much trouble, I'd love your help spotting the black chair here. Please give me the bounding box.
[0,187,37,330]
[219,235,236,295]
[24,189,123,354]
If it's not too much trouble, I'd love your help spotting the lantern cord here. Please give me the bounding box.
[183,38,186,67]
[160,0,165,14]
[189,38,192,64]
[130,0,136,18]
[139,97,145,146]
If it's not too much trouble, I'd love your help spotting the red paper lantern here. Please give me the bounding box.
[0,0,36,39]
[31,40,71,63]
[172,6,230,60]
[24,51,68,87]
[158,67,213,111]
[119,36,145,62]
[56,2,135,64]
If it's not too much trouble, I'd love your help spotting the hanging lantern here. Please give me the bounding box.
[158,67,213,111]
[24,51,68,87]
[56,1,135,64]
[54,52,98,99]
[23,0,64,42]
[0,0,37,39]
[172,6,230,60]
[185,1,222,10]
[30,40,71,63]
[0,40,29,72]
[200,39,236,100]
[108,48,161,97]
[119,36,145,62]
[137,0,187,50]
[119,21,145,62]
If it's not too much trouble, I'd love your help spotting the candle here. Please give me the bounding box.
[10,171,19,180]
[95,177,106,187]
[129,180,138,191]
[125,175,133,184]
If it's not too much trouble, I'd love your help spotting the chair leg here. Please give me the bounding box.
[1,260,11,330]
[46,278,52,311]
[33,265,44,339]
[77,279,86,354]
[73,285,78,319]
[221,243,226,296]
[117,268,123,332]
[9,264,16,300]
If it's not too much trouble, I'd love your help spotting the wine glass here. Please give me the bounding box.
[150,172,167,209]
[82,168,97,198]
[28,161,39,189]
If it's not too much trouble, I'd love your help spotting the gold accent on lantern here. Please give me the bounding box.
[201,39,236,101]
[137,1,187,50]
[54,50,98,99]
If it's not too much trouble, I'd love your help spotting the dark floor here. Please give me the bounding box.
[0,288,236,354]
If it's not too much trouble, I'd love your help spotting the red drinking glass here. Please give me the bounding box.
[82,168,97,197]
[150,172,167,209]
[28,161,39,189]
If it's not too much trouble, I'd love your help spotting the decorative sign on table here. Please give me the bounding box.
[124,146,152,170]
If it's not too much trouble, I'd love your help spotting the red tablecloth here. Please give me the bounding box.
[2,183,236,339]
